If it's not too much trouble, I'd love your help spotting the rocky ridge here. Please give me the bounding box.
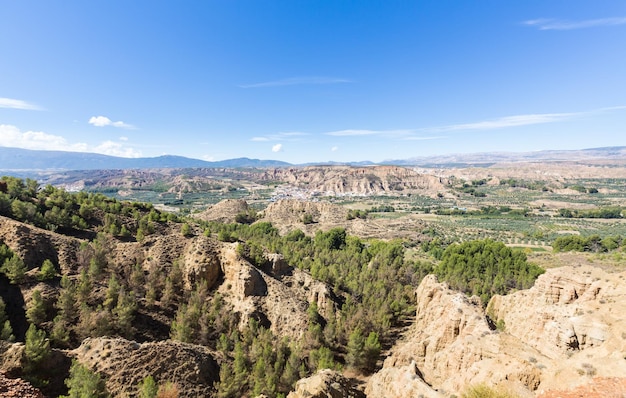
[259,165,449,196]
[194,199,251,224]
[367,265,626,397]
[259,199,426,240]
[217,242,337,339]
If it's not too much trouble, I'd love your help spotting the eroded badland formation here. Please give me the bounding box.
[1,160,626,397]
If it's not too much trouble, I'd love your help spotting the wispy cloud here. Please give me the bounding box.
[425,106,626,133]
[239,76,351,88]
[331,146,339,152]
[0,97,44,110]
[404,136,447,141]
[251,131,309,142]
[524,17,626,30]
[297,106,625,144]
[88,115,136,129]
[428,112,575,133]
[272,143,283,152]
[0,124,142,157]
[325,129,414,138]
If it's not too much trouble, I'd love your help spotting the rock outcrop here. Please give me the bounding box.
[261,199,348,235]
[259,166,449,196]
[0,215,82,275]
[366,360,443,398]
[217,243,338,340]
[287,369,365,398]
[0,371,43,398]
[487,265,626,393]
[72,337,220,398]
[181,235,222,290]
[194,199,251,223]
[368,274,539,397]
[367,265,626,397]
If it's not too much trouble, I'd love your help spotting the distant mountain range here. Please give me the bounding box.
[386,146,626,167]
[0,147,291,170]
[0,145,625,172]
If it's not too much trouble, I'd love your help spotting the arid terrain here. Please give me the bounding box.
[1,159,625,397]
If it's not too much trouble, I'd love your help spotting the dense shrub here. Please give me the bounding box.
[552,234,622,252]
[435,239,544,305]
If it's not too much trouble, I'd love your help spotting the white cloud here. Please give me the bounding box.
[88,115,136,129]
[272,143,283,152]
[524,17,626,30]
[239,76,351,88]
[0,97,43,110]
[331,146,338,152]
[94,141,142,158]
[0,124,86,151]
[119,136,129,141]
[0,124,141,158]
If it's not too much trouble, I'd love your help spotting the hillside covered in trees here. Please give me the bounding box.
[0,176,549,397]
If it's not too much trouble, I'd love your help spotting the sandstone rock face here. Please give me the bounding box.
[486,265,626,393]
[72,337,219,398]
[259,166,449,196]
[261,199,348,234]
[194,199,250,223]
[0,215,81,274]
[261,253,290,277]
[259,198,427,240]
[368,266,626,397]
[365,361,443,398]
[487,268,607,358]
[287,369,365,398]
[181,235,222,290]
[218,243,338,341]
[368,274,539,396]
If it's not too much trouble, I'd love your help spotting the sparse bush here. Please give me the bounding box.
[181,223,192,237]
[462,383,520,398]
[156,381,179,398]
[217,230,237,242]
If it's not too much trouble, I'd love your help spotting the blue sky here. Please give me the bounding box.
[1,1,625,163]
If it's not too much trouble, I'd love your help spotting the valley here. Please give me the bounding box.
[0,157,625,397]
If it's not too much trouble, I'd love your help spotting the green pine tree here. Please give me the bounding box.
[1,255,27,284]
[61,360,109,398]
[38,259,57,281]
[26,290,47,326]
